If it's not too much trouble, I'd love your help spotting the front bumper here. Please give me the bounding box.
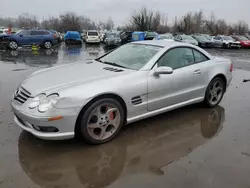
[11,100,79,140]
[229,43,241,48]
[241,43,250,48]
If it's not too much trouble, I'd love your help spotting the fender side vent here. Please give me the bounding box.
[131,96,142,105]
[103,67,124,72]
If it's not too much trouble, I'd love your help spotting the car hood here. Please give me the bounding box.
[200,39,211,43]
[184,39,197,44]
[225,40,239,43]
[21,60,135,96]
[0,33,8,37]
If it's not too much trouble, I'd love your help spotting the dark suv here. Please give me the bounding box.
[120,31,132,44]
[0,29,58,50]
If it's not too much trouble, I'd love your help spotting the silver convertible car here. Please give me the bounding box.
[11,41,233,144]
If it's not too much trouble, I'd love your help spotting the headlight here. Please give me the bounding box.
[29,93,59,113]
[29,94,46,109]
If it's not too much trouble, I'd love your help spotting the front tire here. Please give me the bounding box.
[204,77,225,108]
[76,98,125,145]
[9,41,18,50]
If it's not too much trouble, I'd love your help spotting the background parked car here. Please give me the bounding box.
[232,35,250,48]
[174,34,198,46]
[49,30,61,43]
[120,31,133,44]
[144,31,157,40]
[132,31,145,41]
[64,31,82,45]
[0,29,58,50]
[85,30,101,44]
[104,32,121,47]
[212,35,241,48]
[191,34,212,48]
[245,34,250,40]
[154,33,174,41]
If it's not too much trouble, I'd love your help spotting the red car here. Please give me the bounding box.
[232,35,250,48]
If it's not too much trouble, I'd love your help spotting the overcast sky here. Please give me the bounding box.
[1,0,250,26]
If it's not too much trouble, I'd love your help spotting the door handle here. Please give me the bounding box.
[193,69,201,75]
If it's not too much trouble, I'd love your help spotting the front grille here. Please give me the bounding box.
[13,87,31,104]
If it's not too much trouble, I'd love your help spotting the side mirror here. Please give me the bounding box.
[19,34,23,37]
[154,66,173,76]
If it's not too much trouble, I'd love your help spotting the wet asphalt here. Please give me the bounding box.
[0,43,250,188]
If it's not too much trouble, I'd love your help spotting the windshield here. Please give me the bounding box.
[182,35,194,40]
[194,35,206,41]
[88,31,98,36]
[98,43,162,70]
[16,30,23,35]
[159,35,171,39]
[237,36,249,40]
[203,35,212,40]
[107,33,119,38]
[222,36,233,40]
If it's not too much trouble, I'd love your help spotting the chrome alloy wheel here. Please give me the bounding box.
[9,41,18,49]
[87,104,121,141]
[208,79,224,106]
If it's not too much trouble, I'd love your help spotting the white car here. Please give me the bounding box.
[212,35,241,48]
[0,28,8,35]
[85,30,101,44]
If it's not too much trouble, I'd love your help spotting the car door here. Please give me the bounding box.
[16,30,32,45]
[31,31,48,45]
[213,36,223,47]
[147,47,207,111]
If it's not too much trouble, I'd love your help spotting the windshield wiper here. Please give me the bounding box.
[97,59,127,69]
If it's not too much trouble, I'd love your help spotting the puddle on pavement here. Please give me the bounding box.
[17,105,224,188]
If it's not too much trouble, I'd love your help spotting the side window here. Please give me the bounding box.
[31,31,40,35]
[193,49,209,63]
[19,30,31,36]
[218,37,222,40]
[41,31,50,35]
[157,48,195,69]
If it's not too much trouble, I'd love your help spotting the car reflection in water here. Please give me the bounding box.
[0,48,59,67]
[18,105,225,188]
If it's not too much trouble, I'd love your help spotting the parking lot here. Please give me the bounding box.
[1,44,250,188]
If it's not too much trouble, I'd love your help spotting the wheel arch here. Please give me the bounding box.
[74,93,128,135]
[209,73,227,92]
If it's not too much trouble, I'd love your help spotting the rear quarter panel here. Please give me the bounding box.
[206,57,232,89]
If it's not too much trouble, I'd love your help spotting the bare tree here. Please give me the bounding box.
[215,19,228,34]
[129,7,162,31]
[59,12,81,32]
[205,12,217,34]
[193,10,204,33]
[18,13,39,28]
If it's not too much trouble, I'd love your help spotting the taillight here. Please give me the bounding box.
[230,63,233,72]
[53,34,57,38]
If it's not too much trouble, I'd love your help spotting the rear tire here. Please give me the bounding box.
[204,77,225,108]
[76,98,125,145]
[44,41,52,49]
